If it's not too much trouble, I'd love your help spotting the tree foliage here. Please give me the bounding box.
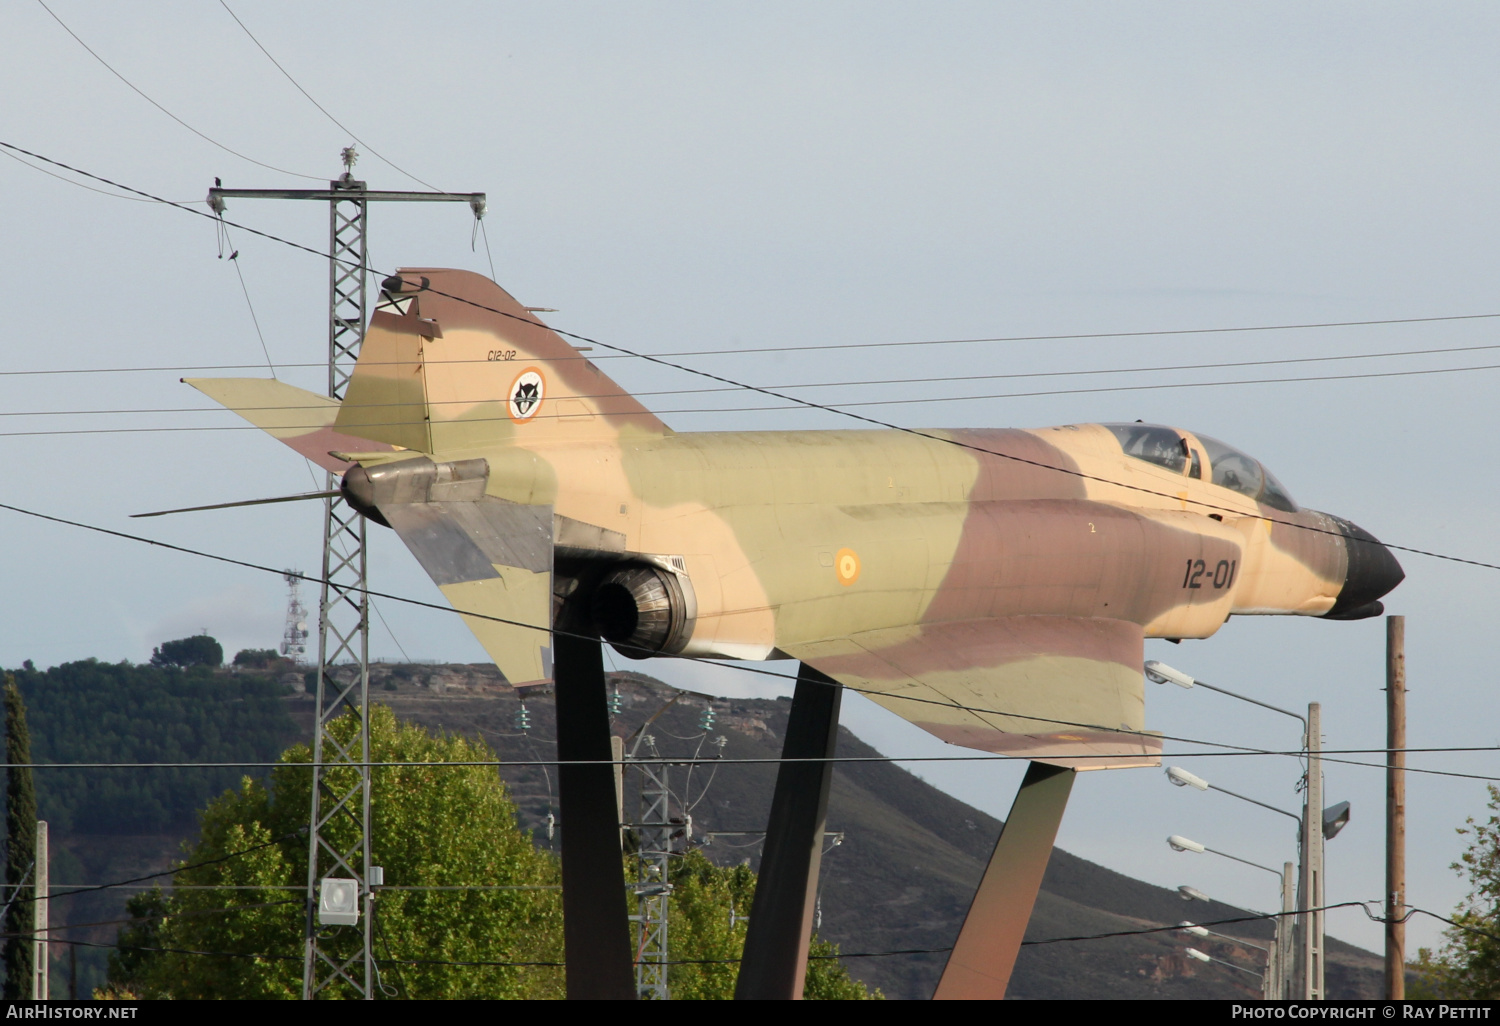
[107,706,564,999]
[232,649,280,669]
[104,707,877,1000]
[1410,785,1500,998]
[3,676,35,999]
[664,849,879,999]
[4,659,297,834]
[150,636,223,669]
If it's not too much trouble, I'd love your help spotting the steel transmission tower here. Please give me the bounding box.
[208,153,485,998]
[631,737,671,999]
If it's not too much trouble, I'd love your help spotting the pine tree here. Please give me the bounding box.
[3,677,36,999]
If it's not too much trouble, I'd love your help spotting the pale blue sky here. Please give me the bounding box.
[4,1,1499,961]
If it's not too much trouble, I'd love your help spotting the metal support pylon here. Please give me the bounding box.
[303,159,374,999]
[633,742,671,999]
[205,152,486,1001]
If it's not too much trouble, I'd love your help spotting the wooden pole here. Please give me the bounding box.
[1385,615,1406,999]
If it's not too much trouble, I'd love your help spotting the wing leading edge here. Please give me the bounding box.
[783,616,1160,770]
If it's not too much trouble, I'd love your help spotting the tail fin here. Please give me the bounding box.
[333,268,668,454]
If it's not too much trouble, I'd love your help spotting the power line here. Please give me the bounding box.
[0,145,172,205]
[32,1,321,182]
[11,343,1500,419]
[7,496,1500,779]
[632,312,1500,360]
[0,750,1492,779]
[216,0,440,192]
[7,143,1500,780]
[8,332,1500,384]
[13,899,302,937]
[219,224,278,380]
[40,900,1481,967]
[2,828,304,908]
[3,136,1497,577]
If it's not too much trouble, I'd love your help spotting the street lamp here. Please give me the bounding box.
[1186,946,1264,982]
[1146,661,1307,730]
[1165,833,1284,881]
[1166,765,1349,840]
[1148,659,1331,1000]
[1163,767,1323,1000]
[1181,922,1269,954]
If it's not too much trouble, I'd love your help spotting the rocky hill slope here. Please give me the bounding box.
[293,662,1383,1000]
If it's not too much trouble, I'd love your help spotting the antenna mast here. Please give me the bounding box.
[280,570,309,662]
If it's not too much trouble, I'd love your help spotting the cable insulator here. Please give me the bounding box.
[515,702,531,732]
[699,707,716,731]
[609,688,623,716]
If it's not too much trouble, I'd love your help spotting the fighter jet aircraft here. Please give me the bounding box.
[190,267,1403,770]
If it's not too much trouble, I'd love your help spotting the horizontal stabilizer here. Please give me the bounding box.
[784,616,1159,770]
[186,378,398,472]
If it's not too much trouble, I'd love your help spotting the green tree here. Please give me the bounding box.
[1410,785,1500,998]
[107,707,876,1000]
[150,635,223,668]
[232,649,280,669]
[3,676,35,999]
[664,850,879,1000]
[7,657,298,834]
[108,707,563,999]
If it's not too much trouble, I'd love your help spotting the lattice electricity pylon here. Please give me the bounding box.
[303,158,374,1000]
[204,154,486,1002]
[633,741,672,1000]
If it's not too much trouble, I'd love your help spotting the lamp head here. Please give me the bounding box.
[1145,660,1196,688]
[1323,800,1351,840]
[1167,766,1210,790]
[1168,834,1206,854]
[1178,885,1212,902]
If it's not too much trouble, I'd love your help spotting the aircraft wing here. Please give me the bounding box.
[782,616,1159,770]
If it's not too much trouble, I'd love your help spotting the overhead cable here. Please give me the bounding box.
[2,143,1496,569]
[1,827,304,908]
[10,344,1500,420]
[32,1,320,181]
[216,0,441,192]
[6,496,1500,781]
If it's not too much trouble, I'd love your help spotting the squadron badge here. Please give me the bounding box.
[508,369,545,422]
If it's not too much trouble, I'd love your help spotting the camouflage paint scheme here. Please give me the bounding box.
[189,269,1402,771]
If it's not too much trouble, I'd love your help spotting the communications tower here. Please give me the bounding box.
[280,570,309,662]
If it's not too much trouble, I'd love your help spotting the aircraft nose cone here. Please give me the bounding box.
[1323,516,1404,620]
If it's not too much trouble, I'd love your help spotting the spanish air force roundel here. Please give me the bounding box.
[508,369,545,422]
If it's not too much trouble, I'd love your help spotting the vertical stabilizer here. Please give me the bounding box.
[332,269,668,454]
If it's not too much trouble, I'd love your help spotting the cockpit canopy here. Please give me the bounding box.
[1103,423,1298,513]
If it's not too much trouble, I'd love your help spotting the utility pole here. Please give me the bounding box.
[208,153,485,1000]
[31,822,45,1001]
[1278,860,1294,1000]
[1386,615,1406,999]
[1298,702,1325,999]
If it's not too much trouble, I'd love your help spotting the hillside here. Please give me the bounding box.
[5,658,1382,999]
[295,662,1383,1000]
